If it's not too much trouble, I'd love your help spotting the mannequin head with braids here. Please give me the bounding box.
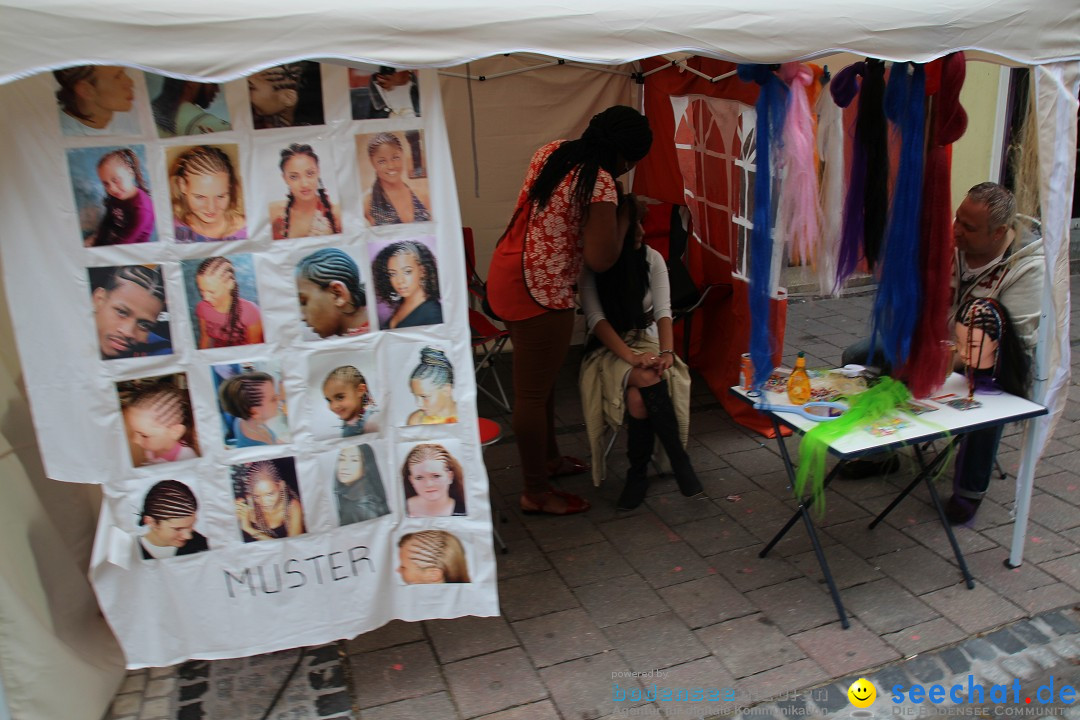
[271,143,341,239]
[406,346,457,425]
[123,384,198,465]
[397,530,470,584]
[955,297,1030,398]
[170,144,245,240]
[140,480,203,551]
[92,264,167,359]
[195,257,253,347]
[296,248,368,337]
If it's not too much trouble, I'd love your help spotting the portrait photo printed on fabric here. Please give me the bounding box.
[212,360,290,450]
[53,65,143,137]
[309,349,381,441]
[247,62,325,130]
[368,236,443,330]
[181,254,265,349]
[295,247,373,339]
[67,145,157,247]
[347,64,421,120]
[392,343,457,427]
[88,264,172,360]
[134,478,211,560]
[166,143,247,243]
[117,373,200,468]
[326,442,391,527]
[355,130,432,227]
[231,457,307,542]
[146,73,232,139]
[267,140,343,240]
[396,530,471,585]
[399,439,467,519]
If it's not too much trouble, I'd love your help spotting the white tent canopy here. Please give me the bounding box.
[0,3,1077,720]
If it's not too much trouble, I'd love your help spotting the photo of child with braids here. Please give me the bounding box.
[369,237,443,329]
[212,361,290,448]
[231,458,306,542]
[322,365,380,438]
[401,441,467,518]
[395,345,457,425]
[167,143,247,242]
[268,142,342,240]
[182,254,264,348]
[247,62,324,129]
[348,64,421,120]
[137,479,210,560]
[296,247,371,338]
[67,146,157,247]
[89,265,172,359]
[356,131,432,226]
[117,374,200,467]
[397,530,470,584]
[53,65,141,137]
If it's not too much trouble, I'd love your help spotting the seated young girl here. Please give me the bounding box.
[579,195,704,509]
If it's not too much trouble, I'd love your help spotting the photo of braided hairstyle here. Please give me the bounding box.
[195,257,247,346]
[398,530,470,583]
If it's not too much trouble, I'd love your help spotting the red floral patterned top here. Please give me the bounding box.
[487,141,618,321]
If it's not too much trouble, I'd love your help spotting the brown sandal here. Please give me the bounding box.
[520,490,590,516]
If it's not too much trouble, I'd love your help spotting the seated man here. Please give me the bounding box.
[841,182,1043,524]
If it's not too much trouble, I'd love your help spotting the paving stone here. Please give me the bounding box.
[138,697,170,719]
[361,691,458,720]
[1040,468,1080,501]
[598,513,682,553]
[982,522,1080,564]
[711,545,803,592]
[522,513,606,553]
[652,657,740,718]
[986,628,1027,654]
[143,678,175,698]
[178,682,208,702]
[574,574,669,628]
[790,619,901,677]
[605,612,708,672]
[724,448,787,478]
[119,673,148,695]
[745,577,843,635]
[426,614,519,663]
[147,666,174,679]
[499,570,578,621]
[936,647,970,675]
[874,545,966,595]
[444,647,547,718]
[472,699,562,719]
[513,608,610,668]
[657,574,755,629]
[1039,610,1080,636]
[695,613,807,678]
[496,537,553,581]
[540,652,645,720]
[827,518,918,559]
[902,521,999,560]
[734,659,830,706]
[788,543,885,590]
[110,694,141,716]
[905,655,946,683]
[645,489,726,526]
[1011,582,1080,614]
[1027,494,1080,532]
[725,490,804,532]
[963,547,1060,597]
[315,691,353,716]
[961,637,998,662]
[999,655,1038,680]
[920,583,1026,634]
[176,704,204,720]
[880,617,968,657]
[867,666,910,698]
[840,578,940,634]
[677,513,762,556]
[351,641,446,709]
[1041,554,1080,590]
[621,539,714,589]
[547,541,635,587]
[1010,618,1052,646]
[345,619,425,654]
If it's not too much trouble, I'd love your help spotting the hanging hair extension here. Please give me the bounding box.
[594,196,651,335]
[278,143,339,238]
[98,149,149,193]
[737,64,788,390]
[860,59,889,269]
[796,377,912,513]
[398,530,470,583]
[140,480,198,523]
[815,76,845,296]
[777,62,821,266]
[905,53,968,398]
[410,347,454,388]
[1011,76,1041,223]
[831,61,867,289]
[527,105,652,212]
[870,62,926,371]
[196,257,247,346]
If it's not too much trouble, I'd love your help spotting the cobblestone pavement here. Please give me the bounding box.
[105,277,1080,719]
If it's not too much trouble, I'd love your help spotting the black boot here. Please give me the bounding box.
[617,415,654,510]
[639,380,704,498]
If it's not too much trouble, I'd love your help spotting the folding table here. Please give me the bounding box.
[731,373,1046,629]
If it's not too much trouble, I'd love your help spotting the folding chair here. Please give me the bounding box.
[463,228,512,412]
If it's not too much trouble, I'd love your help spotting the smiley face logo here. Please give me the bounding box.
[847,678,877,708]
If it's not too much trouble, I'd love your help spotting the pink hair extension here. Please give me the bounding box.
[777,62,821,267]
[815,79,845,297]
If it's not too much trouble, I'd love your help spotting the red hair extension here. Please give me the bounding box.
[902,52,967,398]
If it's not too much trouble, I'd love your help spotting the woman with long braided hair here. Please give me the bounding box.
[397,530,470,584]
[235,460,305,542]
[193,256,263,348]
[270,143,341,239]
[296,248,369,336]
[170,144,247,242]
[486,105,653,515]
[362,132,431,225]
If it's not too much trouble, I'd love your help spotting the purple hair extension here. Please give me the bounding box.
[831,61,866,289]
[870,62,925,369]
[860,60,889,270]
[777,62,821,267]
[737,64,788,390]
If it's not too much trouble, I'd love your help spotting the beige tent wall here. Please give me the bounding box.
[952,61,1009,197]
[440,55,638,279]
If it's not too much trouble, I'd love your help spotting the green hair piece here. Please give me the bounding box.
[795,377,912,513]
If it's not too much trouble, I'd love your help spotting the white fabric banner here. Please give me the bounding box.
[0,63,498,668]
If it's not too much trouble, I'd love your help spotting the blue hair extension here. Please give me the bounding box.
[737,64,789,390]
[870,63,925,369]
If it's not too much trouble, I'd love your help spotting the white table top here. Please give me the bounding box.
[731,373,1047,459]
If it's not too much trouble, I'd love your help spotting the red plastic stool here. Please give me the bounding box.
[478,417,508,554]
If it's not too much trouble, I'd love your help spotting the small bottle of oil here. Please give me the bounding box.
[787,352,811,405]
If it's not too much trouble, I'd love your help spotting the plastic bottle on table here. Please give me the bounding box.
[787,352,811,405]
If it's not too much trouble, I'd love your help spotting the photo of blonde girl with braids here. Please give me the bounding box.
[406,346,457,425]
[397,531,470,584]
[296,248,369,337]
[188,256,264,348]
[84,148,155,246]
[168,144,247,242]
[216,367,288,448]
[233,459,305,542]
[247,62,324,129]
[270,144,342,240]
[323,366,379,437]
[118,375,199,467]
[402,443,466,518]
